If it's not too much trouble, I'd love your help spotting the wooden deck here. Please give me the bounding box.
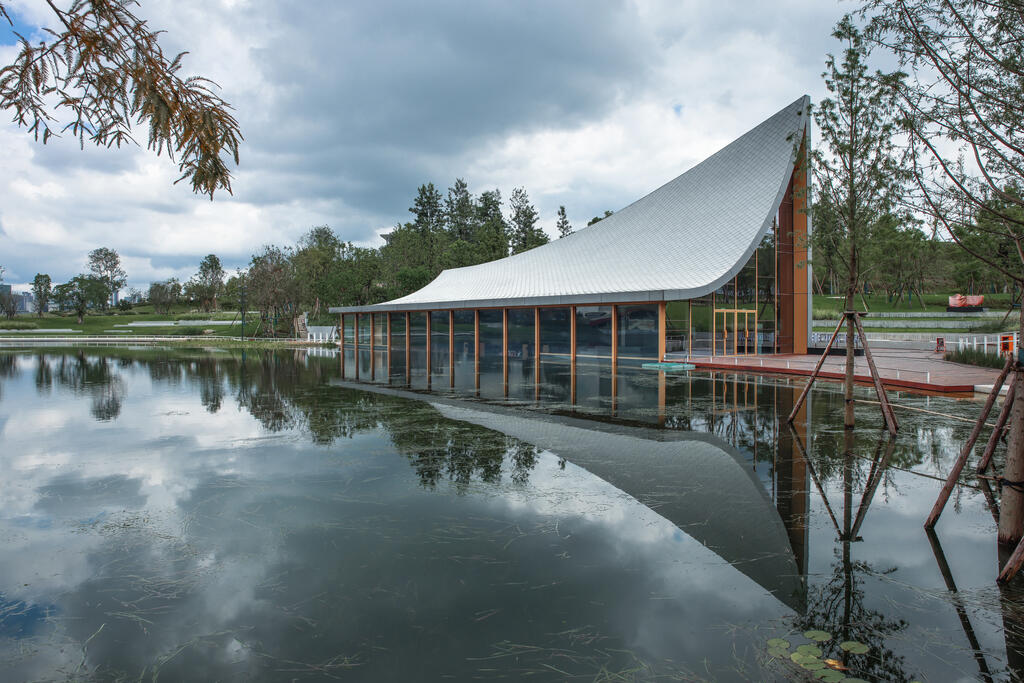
[690,349,1001,395]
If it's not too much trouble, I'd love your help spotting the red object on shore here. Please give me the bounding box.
[949,294,985,307]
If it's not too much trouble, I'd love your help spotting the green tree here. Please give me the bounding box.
[31,273,51,316]
[247,245,298,336]
[53,275,107,323]
[87,247,126,309]
[863,0,1024,543]
[0,0,241,198]
[473,189,510,261]
[508,187,548,254]
[292,226,343,320]
[556,205,573,238]
[587,210,613,226]
[445,178,475,243]
[813,15,903,428]
[187,253,225,312]
[148,278,181,314]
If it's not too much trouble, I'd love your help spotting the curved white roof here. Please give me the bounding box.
[333,95,809,313]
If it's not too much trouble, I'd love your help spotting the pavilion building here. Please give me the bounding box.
[331,95,811,387]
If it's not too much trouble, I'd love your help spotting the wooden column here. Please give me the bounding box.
[474,310,480,391]
[405,312,411,385]
[611,305,619,415]
[354,313,360,380]
[502,308,509,396]
[339,314,345,376]
[658,301,667,361]
[570,306,577,405]
[369,314,375,381]
[534,307,541,401]
[449,310,455,388]
[425,311,432,386]
[386,313,392,381]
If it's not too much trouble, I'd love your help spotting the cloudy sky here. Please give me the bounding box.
[0,0,845,292]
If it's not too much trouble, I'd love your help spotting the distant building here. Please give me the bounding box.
[15,291,35,313]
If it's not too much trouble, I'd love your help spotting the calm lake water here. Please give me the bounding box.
[0,347,1021,681]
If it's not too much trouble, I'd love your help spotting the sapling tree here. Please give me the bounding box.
[813,15,905,428]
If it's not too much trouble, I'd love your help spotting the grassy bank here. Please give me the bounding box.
[943,347,1008,369]
[813,292,1017,317]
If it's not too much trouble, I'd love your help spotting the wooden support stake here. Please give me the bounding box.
[998,534,1024,583]
[449,310,455,388]
[850,434,897,539]
[787,316,844,424]
[926,355,1014,529]
[852,312,898,435]
[790,426,843,538]
[978,374,1017,474]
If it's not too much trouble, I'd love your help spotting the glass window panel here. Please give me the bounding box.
[342,315,355,345]
[617,304,659,359]
[666,301,688,356]
[409,312,428,389]
[430,310,450,385]
[506,308,536,400]
[539,307,571,356]
[453,310,475,391]
[373,313,387,348]
[389,313,406,384]
[575,306,612,358]
[690,295,713,356]
[357,313,371,345]
[477,309,503,397]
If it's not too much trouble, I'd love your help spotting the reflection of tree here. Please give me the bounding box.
[34,355,52,394]
[0,352,17,400]
[792,431,919,682]
[50,352,125,422]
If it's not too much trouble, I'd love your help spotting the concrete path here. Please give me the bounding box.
[690,348,1002,395]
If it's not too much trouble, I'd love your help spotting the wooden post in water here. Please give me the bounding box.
[534,308,541,401]
[425,311,432,386]
[474,310,480,392]
[999,365,1024,546]
[852,313,898,435]
[978,375,1017,474]
[502,308,509,396]
[611,305,619,416]
[787,316,844,424]
[570,306,577,406]
[926,355,1013,529]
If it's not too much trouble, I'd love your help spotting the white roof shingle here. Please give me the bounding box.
[332,95,809,313]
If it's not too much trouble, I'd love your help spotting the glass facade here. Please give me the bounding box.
[337,217,790,395]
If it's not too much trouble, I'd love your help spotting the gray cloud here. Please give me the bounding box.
[0,0,845,290]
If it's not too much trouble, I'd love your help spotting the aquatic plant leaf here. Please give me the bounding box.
[839,641,869,654]
[804,630,832,642]
[801,658,825,671]
[814,671,845,682]
[767,638,791,649]
[767,647,789,658]
[791,652,808,664]
[797,644,823,657]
